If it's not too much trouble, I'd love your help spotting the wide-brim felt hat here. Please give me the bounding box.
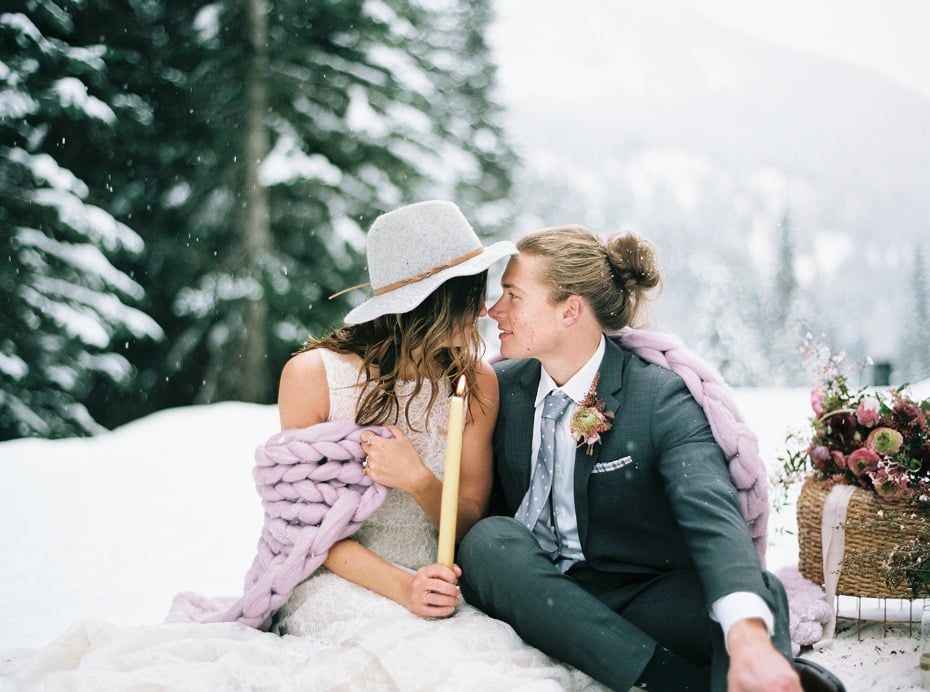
[342,200,517,325]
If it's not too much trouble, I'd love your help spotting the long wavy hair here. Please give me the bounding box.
[303,271,489,428]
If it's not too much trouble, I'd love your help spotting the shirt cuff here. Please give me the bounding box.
[710,592,774,653]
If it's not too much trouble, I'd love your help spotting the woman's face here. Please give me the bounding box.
[487,253,565,360]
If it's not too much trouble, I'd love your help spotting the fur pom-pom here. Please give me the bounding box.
[776,565,833,655]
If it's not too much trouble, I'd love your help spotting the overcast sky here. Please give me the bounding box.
[490,0,930,103]
[679,0,930,100]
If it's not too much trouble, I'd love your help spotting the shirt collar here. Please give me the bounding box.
[535,334,607,407]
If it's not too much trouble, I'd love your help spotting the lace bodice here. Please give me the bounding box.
[319,348,451,569]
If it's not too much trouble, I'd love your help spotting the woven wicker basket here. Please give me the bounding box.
[797,476,930,599]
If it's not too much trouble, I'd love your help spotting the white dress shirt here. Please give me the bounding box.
[529,336,605,567]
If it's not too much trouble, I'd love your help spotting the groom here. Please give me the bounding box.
[458,226,844,692]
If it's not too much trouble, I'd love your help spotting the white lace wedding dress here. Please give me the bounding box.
[1,350,604,692]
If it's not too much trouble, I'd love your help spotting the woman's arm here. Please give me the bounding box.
[277,349,329,429]
[325,540,461,617]
[362,361,498,539]
[276,348,462,617]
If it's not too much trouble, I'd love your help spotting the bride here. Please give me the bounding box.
[264,200,602,690]
[2,201,603,691]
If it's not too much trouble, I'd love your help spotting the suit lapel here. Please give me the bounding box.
[500,361,542,504]
[574,338,627,547]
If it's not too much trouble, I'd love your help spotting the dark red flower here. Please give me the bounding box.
[824,411,858,449]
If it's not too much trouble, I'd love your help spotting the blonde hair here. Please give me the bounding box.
[302,272,488,428]
[517,225,661,330]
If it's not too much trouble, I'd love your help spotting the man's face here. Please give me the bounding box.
[487,254,565,361]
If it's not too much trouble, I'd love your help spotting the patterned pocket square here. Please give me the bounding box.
[591,456,633,474]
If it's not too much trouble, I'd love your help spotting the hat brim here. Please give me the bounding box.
[343,240,517,325]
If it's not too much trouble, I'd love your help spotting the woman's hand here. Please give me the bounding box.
[361,424,433,494]
[405,563,462,618]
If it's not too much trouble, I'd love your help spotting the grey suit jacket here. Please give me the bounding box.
[492,337,771,608]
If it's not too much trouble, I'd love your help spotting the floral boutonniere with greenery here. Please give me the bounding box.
[571,372,614,455]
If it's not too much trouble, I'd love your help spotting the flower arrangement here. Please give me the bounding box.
[571,372,614,455]
[780,339,930,504]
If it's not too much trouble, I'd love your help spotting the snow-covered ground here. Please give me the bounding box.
[1,389,928,690]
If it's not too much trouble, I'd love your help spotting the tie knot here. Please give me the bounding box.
[542,390,573,421]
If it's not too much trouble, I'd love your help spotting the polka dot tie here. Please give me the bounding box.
[515,390,574,535]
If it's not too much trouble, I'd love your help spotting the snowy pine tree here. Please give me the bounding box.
[771,212,797,328]
[0,0,516,429]
[899,245,930,383]
[690,251,771,386]
[0,5,163,439]
[763,212,810,385]
[75,0,518,412]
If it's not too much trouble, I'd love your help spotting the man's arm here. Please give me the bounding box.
[649,372,800,690]
[651,372,769,603]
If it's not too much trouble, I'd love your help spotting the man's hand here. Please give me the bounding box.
[726,618,801,692]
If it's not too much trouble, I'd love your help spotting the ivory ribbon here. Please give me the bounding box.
[820,483,857,639]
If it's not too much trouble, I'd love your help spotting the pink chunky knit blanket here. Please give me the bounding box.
[168,419,391,630]
[611,327,769,565]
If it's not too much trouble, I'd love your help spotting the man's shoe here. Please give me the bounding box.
[792,657,846,692]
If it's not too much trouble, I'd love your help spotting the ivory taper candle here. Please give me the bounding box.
[437,375,466,567]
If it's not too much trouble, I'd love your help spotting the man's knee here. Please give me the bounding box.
[458,517,519,609]
[459,517,535,595]
[460,516,522,560]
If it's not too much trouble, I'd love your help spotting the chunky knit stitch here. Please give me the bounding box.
[168,419,390,630]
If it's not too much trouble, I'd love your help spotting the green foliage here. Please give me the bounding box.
[0,1,163,438]
[2,0,516,437]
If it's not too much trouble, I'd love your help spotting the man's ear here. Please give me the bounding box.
[561,295,585,327]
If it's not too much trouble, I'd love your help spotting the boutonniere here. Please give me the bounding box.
[570,372,614,455]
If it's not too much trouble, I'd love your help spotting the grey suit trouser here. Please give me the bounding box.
[458,516,793,692]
